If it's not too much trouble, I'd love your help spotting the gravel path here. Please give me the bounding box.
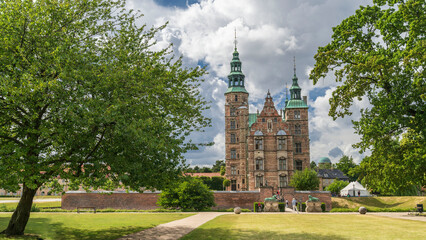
[116,212,230,240]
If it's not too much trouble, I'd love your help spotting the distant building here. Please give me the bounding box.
[317,168,349,191]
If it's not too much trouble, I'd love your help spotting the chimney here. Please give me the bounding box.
[303,96,307,104]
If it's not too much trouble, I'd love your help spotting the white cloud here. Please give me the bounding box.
[128,0,373,166]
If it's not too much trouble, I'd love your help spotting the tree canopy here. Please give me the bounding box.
[309,0,425,195]
[289,169,320,191]
[0,0,209,235]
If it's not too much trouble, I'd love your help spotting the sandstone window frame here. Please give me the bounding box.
[255,175,264,188]
[255,157,264,170]
[295,142,302,154]
[278,157,286,170]
[230,120,236,129]
[235,94,238,102]
[277,137,286,150]
[230,107,236,116]
[231,166,236,175]
[279,175,288,187]
[295,160,303,171]
[230,134,236,143]
[255,138,263,150]
[230,149,236,159]
[267,120,272,132]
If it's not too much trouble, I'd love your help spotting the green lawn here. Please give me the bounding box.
[0,213,193,240]
[332,196,426,210]
[183,214,426,240]
[0,202,61,211]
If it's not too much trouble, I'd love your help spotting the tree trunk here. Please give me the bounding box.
[2,184,37,236]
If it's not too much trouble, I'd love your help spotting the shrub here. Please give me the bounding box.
[31,205,40,212]
[297,202,306,212]
[321,202,326,212]
[253,202,264,212]
[278,202,285,212]
[157,178,215,211]
[326,180,349,195]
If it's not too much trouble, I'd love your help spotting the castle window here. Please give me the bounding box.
[242,179,245,184]
[295,142,302,153]
[230,108,236,116]
[296,160,303,171]
[295,125,301,135]
[262,118,265,122]
[294,110,300,119]
[255,158,263,170]
[230,121,235,129]
[274,118,277,122]
[279,175,287,187]
[279,158,286,170]
[278,138,286,150]
[230,149,236,159]
[235,95,238,102]
[231,166,236,175]
[267,121,272,131]
[255,139,263,150]
[230,134,236,143]
[255,175,263,188]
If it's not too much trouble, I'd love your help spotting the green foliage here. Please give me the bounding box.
[336,156,360,181]
[278,202,285,212]
[326,180,349,195]
[223,179,230,189]
[318,163,332,169]
[220,166,226,176]
[212,160,225,172]
[310,0,425,196]
[298,202,306,212]
[289,169,320,190]
[360,130,425,195]
[195,176,225,191]
[0,0,210,193]
[253,202,264,212]
[157,178,215,211]
[321,203,326,212]
[310,161,317,170]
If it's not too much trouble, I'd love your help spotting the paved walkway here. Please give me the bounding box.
[116,212,229,240]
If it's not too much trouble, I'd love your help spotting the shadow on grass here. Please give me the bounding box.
[345,197,402,208]
[182,228,348,240]
[0,216,149,240]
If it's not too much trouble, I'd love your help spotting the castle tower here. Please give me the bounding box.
[284,58,310,174]
[224,32,249,191]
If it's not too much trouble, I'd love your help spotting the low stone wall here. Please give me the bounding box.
[61,188,332,211]
[213,191,259,210]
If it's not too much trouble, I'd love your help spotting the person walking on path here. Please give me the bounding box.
[292,198,299,213]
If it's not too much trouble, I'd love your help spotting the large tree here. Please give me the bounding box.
[0,0,210,236]
[289,169,320,191]
[310,0,425,194]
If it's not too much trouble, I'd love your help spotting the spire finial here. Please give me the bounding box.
[234,28,237,50]
[293,56,296,76]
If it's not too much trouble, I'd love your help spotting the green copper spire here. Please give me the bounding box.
[226,29,247,94]
[290,56,301,100]
[285,57,308,109]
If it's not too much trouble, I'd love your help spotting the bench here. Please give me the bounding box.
[77,207,96,214]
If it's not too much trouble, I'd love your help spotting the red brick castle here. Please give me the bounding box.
[225,41,310,191]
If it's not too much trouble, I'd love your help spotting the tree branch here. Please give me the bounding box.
[0,135,24,146]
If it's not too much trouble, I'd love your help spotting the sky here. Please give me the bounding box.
[127,0,373,166]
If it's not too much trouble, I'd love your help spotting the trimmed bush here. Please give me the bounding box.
[253,202,264,212]
[321,202,326,212]
[278,202,285,212]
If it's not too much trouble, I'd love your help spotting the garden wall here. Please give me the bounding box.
[62,187,332,211]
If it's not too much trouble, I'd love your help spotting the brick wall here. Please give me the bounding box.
[61,188,332,211]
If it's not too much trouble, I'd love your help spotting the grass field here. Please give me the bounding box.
[0,202,61,211]
[332,196,426,210]
[0,213,193,240]
[183,214,426,240]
